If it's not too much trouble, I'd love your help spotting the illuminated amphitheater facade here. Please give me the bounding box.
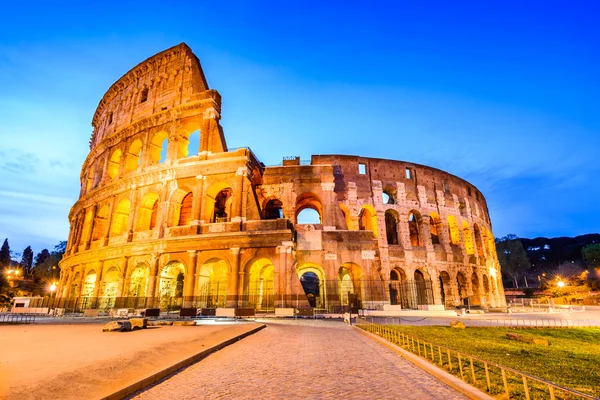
[56,43,506,313]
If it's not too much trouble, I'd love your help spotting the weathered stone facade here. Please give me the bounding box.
[57,43,506,312]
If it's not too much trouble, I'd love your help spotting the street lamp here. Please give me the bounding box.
[557,281,566,288]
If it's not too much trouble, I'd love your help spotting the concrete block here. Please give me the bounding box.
[103,320,132,332]
[275,308,295,317]
[216,308,235,317]
[129,317,148,329]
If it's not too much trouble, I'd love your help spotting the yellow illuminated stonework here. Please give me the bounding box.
[56,43,506,312]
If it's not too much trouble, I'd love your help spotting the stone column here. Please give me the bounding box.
[102,196,116,246]
[183,250,197,308]
[146,253,160,308]
[232,167,247,222]
[127,188,139,242]
[227,248,241,307]
[320,181,336,228]
[115,257,129,298]
[191,175,205,225]
[92,262,105,298]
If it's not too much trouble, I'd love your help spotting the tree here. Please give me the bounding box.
[32,242,66,283]
[0,239,10,268]
[495,235,532,288]
[21,246,34,276]
[582,243,600,268]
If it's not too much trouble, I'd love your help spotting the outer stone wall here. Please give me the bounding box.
[57,43,506,313]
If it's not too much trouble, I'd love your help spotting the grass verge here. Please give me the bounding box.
[382,325,600,399]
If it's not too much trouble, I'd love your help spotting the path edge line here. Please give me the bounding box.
[354,326,494,400]
[102,324,267,400]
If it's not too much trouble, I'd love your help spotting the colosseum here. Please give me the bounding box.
[56,43,506,315]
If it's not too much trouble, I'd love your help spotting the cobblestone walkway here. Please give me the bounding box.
[131,320,467,400]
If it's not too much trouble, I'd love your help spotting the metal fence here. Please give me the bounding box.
[367,316,600,328]
[358,319,598,400]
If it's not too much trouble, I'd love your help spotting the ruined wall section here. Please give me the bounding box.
[90,43,208,149]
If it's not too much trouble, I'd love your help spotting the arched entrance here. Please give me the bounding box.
[456,272,468,305]
[297,264,326,309]
[244,258,274,310]
[338,263,363,312]
[80,270,97,309]
[389,268,409,308]
[159,261,185,310]
[128,263,150,308]
[439,271,452,308]
[100,266,119,310]
[414,269,432,306]
[197,259,229,308]
[471,272,481,306]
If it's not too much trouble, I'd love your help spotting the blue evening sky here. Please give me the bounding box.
[0,1,598,255]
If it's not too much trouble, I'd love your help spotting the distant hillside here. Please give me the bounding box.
[520,234,600,270]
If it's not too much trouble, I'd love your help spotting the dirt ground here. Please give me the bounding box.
[0,320,262,400]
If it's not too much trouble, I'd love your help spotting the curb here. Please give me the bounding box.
[102,324,267,400]
[354,327,494,400]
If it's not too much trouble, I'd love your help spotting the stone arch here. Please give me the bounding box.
[69,271,81,298]
[339,262,363,307]
[439,270,452,307]
[389,267,409,307]
[100,266,120,309]
[295,192,322,224]
[107,149,122,179]
[384,209,399,245]
[136,192,159,231]
[92,205,109,241]
[79,209,94,246]
[297,263,326,309]
[429,212,442,245]
[339,203,352,230]
[471,272,481,306]
[179,121,202,159]
[408,210,423,246]
[81,269,97,298]
[128,263,150,298]
[263,197,283,219]
[158,261,186,309]
[205,182,233,223]
[462,221,475,255]
[414,269,432,305]
[243,258,274,310]
[197,258,229,308]
[382,185,396,205]
[358,204,378,238]
[447,215,460,245]
[92,159,103,188]
[125,138,143,172]
[149,130,169,165]
[110,198,130,237]
[456,271,468,303]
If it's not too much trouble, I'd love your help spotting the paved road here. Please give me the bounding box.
[131,320,467,400]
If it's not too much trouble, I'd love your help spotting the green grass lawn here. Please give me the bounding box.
[386,325,600,398]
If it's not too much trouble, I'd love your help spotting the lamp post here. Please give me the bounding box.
[49,282,57,308]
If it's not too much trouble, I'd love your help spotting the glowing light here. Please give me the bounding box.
[50,282,57,292]
[489,267,497,279]
[557,281,565,288]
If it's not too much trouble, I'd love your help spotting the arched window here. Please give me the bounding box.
[136,193,159,231]
[295,193,322,224]
[382,187,396,204]
[92,205,108,241]
[358,205,378,237]
[213,189,232,222]
[385,210,398,245]
[110,199,130,237]
[187,130,200,157]
[462,222,475,255]
[149,131,168,165]
[447,216,460,245]
[178,192,193,226]
[140,87,149,103]
[297,208,320,224]
[429,214,441,245]
[264,199,283,219]
[107,149,122,179]
[125,139,143,172]
[408,211,422,246]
